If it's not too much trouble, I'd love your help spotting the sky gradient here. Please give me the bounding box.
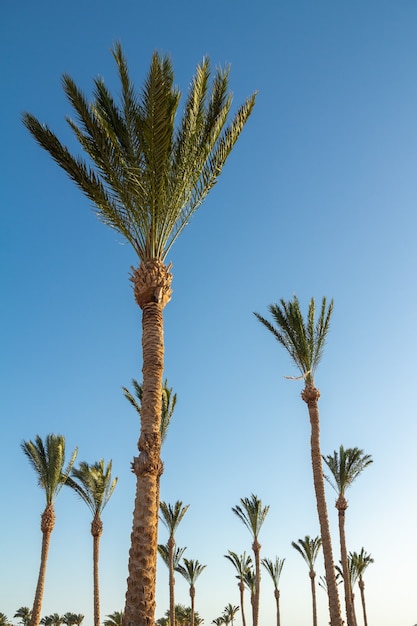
[2,2,417,625]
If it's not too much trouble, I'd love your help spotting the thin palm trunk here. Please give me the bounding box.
[309,571,318,626]
[189,586,195,626]
[168,536,176,626]
[92,513,103,626]
[274,589,280,626]
[30,504,55,626]
[302,384,343,626]
[124,292,166,626]
[253,540,261,626]
[337,498,356,626]
[238,582,247,626]
[358,578,369,626]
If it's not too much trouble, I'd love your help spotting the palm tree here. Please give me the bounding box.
[159,500,189,626]
[323,446,373,626]
[21,434,77,626]
[212,619,225,626]
[292,536,322,626]
[62,615,77,626]
[176,558,206,626]
[66,459,118,626]
[254,295,342,626]
[23,43,255,626]
[335,557,359,626]
[350,548,374,626]
[243,566,256,626]
[103,612,124,626]
[261,557,285,626]
[73,616,84,626]
[232,494,269,626]
[224,551,252,626]
[40,618,53,626]
[223,605,239,626]
[14,609,32,626]
[49,615,63,626]
[0,614,12,626]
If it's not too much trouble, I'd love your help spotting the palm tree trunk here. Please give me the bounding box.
[301,384,343,626]
[239,582,247,626]
[309,571,318,626]
[252,540,261,626]
[190,585,195,626]
[168,536,176,626]
[92,514,103,626]
[124,294,165,626]
[30,504,55,626]
[358,578,369,626]
[274,589,280,626]
[337,499,356,626]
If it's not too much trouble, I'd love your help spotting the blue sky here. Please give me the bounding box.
[2,1,417,625]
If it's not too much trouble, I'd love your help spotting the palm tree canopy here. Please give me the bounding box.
[232,493,269,540]
[254,295,333,384]
[103,612,124,626]
[350,548,374,578]
[23,43,256,264]
[158,543,187,568]
[261,556,285,589]
[66,458,118,516]
[176,558,206,585]
[323,445,373,498]
[21,434,78,505]
[224,550,253,581]
[160,500,190,536]
[122,378,176,443]
[291,535,322,571]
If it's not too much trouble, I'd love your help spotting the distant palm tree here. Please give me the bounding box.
[62,615,77,626]
[40,617,53,626]
[14,609,32,626]
[232,494,269,626]
[223,604,239,626]
[49,615,63,626]
[23,43,256,626]
[0,614,12,626]
[211,619,225,626]
[158,543,187,626]
[103,612,124,626]
[159,500,189,626]
[66,459,117,626]
[262,556,285,626]
[335,557,359,626]
[243,566,256,626]
[350,548,374,626]
[73,616,84,626]
[176,558,206,626]
[21,434,77,626]
[292,535,322,626]
[254,296,343,626]
[224,551,252,626]
[323,446,373,626]
[123,378,176,446]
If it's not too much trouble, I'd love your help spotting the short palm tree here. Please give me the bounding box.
[21,434,77,626]
[66,459,118,626]
[23,44,255,626]
[350,548,374,626]
[14,609,32,626]
[323,446,373,626]
[211,618,225,626]
[292,536,322,626]
[261,556,285,626]
[223,604,239,626]
[62,614,77,626]
[232,494,269,626]
[224,551,252,626]
[103,612,124,626]
[49,615,63,626]
[176,558,206,626]
[40,617,52,626]
[73,616,84,626]
[254,295,343,626]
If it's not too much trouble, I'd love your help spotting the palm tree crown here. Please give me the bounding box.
[67,459,118,516]
[323,445,373,500]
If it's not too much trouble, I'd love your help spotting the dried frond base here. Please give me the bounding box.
[130,260,173,309]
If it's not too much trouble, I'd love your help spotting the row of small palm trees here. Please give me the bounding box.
[2,610,128,626]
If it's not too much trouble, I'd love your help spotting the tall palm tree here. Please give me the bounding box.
[232,494,269,626]
[292,536,322,626]
[103,612,124,626]
[323,446,373,626]
[223,605,239,626]
[159,500,189,626]
[254,295,342,626]
[23,44,255,626]
[14,609,32,626]
[224,551,252,626]
[21,434,77,626]
[176,558,206,626]
[350,549,374,626]
[66,459,118,626]
[261,557,285,626]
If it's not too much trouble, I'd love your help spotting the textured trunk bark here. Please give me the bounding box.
[274,588,280,626]
[302,384,343,626]
[92,514,103,626]
[168,535,176,626]
[239,582,247,626]
[252,539,261,626]
[30,504,55,626]
[359,578,369,626]
[124,299,165,626]
[337,499,356,626]
[309,570,318,626]
[190,585,195,626]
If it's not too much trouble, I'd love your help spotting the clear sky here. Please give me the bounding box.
[2,1,417,625]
